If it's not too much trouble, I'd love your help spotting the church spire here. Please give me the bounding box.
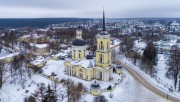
[103,9,106,31]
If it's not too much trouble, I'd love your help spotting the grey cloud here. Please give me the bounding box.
[0,0,180,18]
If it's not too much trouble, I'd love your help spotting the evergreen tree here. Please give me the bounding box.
[43,84,57,102]
[142,41,157,76]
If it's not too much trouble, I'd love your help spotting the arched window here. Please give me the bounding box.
[100,54,103,63]
[100,41,104,50]
[79,50,81,58]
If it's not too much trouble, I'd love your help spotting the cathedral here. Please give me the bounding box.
[64,11,113,81]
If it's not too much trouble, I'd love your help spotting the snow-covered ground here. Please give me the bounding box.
[1,55,166,102]
[42,59,121,90]
[156,54,174,89]
[0,75,52,102]
[42,58,167,102]
[0,42,177,102]
[83,70,166,102]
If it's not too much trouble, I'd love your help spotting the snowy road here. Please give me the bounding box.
[117,61,180,102]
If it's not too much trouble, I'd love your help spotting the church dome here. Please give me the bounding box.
[72,39,86,46]
[91,81,100,89]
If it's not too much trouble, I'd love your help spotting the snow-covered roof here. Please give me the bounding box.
[30,56,46,65]
[110,38,120,48]
[52,52,68,57]
[21,34,47,39]
[60,44,67,47]
[66,58,95,68]
[61,48,71,54]
[30,43,49,49]
[0,52,20,60]
[156,39,179,50]
[134,40,146,49]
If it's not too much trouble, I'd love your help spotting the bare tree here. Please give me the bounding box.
[111,49,116,63]
[167,45,180,89]
[93,95,108,102]
[24,55,33,79]
[33,83,46,102]
[0,61,5,88]
[64,79,82,102]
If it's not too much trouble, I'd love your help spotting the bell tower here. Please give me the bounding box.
[96,10,111,68]
[94,10,113,82]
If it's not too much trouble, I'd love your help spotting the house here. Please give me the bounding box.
[20,33,50,55]
[51,52,68,60]
[127,48,141,59]
[26,56,47,69]
[0,52,20,63]
[60,44,68,50]
[110,38,120,49]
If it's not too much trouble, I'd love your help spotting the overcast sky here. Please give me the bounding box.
[0,0,180,18]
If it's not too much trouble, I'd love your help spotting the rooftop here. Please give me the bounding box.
[66,58,95,68]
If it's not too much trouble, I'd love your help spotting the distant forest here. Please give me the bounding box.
[0,18,93,28]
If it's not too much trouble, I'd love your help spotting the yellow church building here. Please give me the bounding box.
[64,11,113,81]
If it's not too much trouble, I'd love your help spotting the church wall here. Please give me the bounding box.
[64,61,94,81]
[72,46,86,60]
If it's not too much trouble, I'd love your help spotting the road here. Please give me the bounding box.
[116,60,180,102]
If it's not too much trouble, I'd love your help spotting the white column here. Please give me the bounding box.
[69,67,70,75]
[103,71,105,81]
[66,67,68,74]
[65,66,67,74]
[107,70,109,81]
[104,71,106,81]
[110,69,112,80]
[71,67,73,76]
[94,69,97,79]
[105,71,108,81]
[105,71,106,81]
